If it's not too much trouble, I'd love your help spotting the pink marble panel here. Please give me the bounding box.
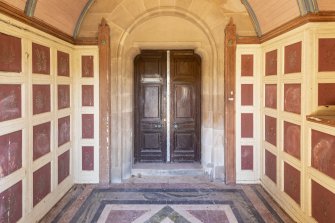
[82,146,94,170]
[58,150,70,184]
[82,56,94,77]
[82,114,94,139]
[319,38,335,72]
[265,150,276,183]
[188,210,229,223]
[284,84,301,114]
[0,181,22,223]
[284,162,300,205]
[0,33,21,72]
[318,83,335,106]
[241,55,253,76]
[241,113,253,138]
[312,130,335,180]
[82,85,94,106]
[58,116,70,147]
[312,180,335,223]
[265,116,277,146]
[265,50,277,76]
[0,130,22,177]
[0,84,21,122]
[106,210,147,223]
[32,85,50,115]
[284,122,300,160]
[58,85,70,109]
[57,51,70,76]
[33,163,51,206]
[33,122,50,160]
[265,84,277,109]
[284,42,302,74]
[32,43,50,75]
[241,84,253,106]
[241,146,253,170]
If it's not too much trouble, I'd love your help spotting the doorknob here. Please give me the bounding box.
[174,124,178,129]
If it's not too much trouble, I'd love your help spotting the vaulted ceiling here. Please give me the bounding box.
[0,0,334,40]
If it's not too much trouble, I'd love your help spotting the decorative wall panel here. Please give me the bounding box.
[0,84,21,122]
[319,38,335,72]
[284,42,301,74]
[33,122,50,160]
[283,122,300,160]
[312,180,335,223]
[58,116,70,147]
[284,84,301,114]
[241,84,253,106]
[32,85,50,115]
[58,150,70,184]
[33,163,51,206]
[0,181,22,223]
[241,113,253,138]
[265,115,277,146]
[318,83,335,106]
[82,146,94,170]
[265,84,277,109]
[312,130,335,180]
[0,33,21,73]
[265,150,276,183]
[241,55,253,76]
[265,50,277,76]
[58,85,70,109]
[81,56,94,77]
[82,85,94,106]
[0,130,22,177]
[82,114,94,139]
[32,43,50,75]
[284,162,301,205]
[241,146,253,170]
[57,51,70,76]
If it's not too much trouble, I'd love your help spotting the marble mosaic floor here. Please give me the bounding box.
[41,176,295,223]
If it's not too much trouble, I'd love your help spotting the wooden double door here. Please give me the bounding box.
[134,50,201,163]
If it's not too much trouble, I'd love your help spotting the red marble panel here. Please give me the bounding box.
[58,150,70,184]
[32,43,50,75]
[82,85,94,106]
[265,49,277,76]
[284,162,300,205]
[241,84,253,106]
[57,51,70,76]
[188,210,229,223]
[0,181,22,223]
[0,33,21,72]
[284,42,302,74]
[58,116,70,147]
[265,84,277,109]
[58,85,70,109]
[265,150,276,183]
[284,122,301,160]
[0,84,21,122]
[319,38,335,72]
[241,146,253,170]
[82,56,94,77]
[0,130,22,177]
[265,116,277,146]
[33,122,50,160]
[241,113,253,138]
[82,114,94,139]
[241,54,253,76]
[312,180,335,223]
[33,84,50,115]
[33,163,51,206]
[82,146,94,170]
[318,83,335,106]
[312,130,335,180]
[284,84,301,114]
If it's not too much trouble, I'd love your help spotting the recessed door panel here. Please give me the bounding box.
[143,85,160,119]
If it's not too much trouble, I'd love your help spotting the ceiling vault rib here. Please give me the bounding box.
[73,0,95,39]
[24,0,37,17]
[297,0,319,15]
[240,0,262,37]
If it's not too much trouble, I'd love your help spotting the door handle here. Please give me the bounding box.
[174,124,178,129]
[154,124,162,128]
